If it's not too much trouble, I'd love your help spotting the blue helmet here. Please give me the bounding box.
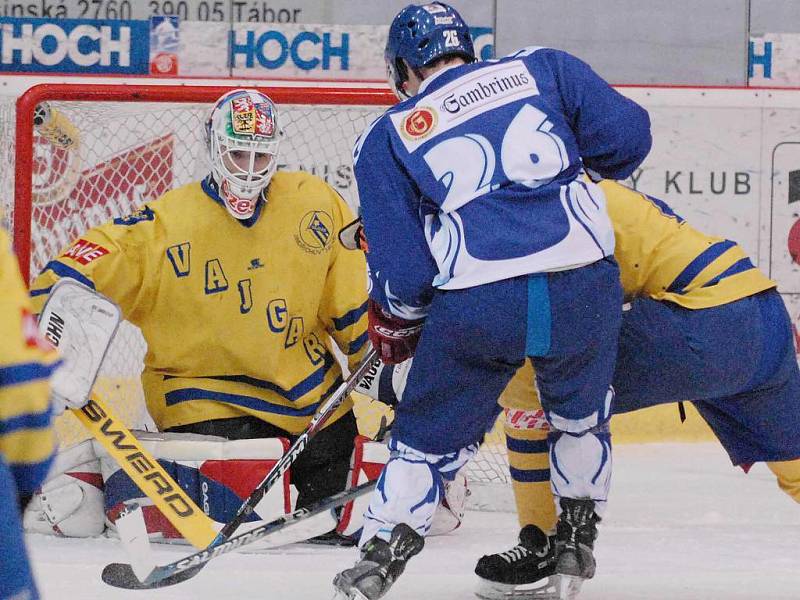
[385,2,475,99]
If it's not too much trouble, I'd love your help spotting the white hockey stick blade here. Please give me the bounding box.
[252,508,337,548]
[39,278,121,407]
[116,504,157,581]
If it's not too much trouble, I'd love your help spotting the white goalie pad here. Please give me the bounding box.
[429,471,469,536]
[38,278,121,411]
[23,440,105,537]
[97,431,294,546]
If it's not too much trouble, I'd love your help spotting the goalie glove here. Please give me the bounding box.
[367,299,424,365]
[356,357,412,407]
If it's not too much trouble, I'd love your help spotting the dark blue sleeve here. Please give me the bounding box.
[541,49,652,180]
[353,120,437,320]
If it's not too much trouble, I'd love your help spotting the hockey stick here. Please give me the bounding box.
[101,478,377,589]
[72,393,217,548]
[39,279,218,548]
[103,347,379,589]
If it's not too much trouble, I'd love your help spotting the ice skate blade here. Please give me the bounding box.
[331,588,369,600]
[557,575,584,600]
[332,574,371,600]
[475,575,560,599]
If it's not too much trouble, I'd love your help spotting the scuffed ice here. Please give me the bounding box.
[27,443,800,599]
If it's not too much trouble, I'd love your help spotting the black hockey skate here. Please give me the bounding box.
[474,524,558,599]
[305,529,358,547]
[332,523,424,600]
[553,498,600,600]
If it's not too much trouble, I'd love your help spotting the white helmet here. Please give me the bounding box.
[205,89,281,220]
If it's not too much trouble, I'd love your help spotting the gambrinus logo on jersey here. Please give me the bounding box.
[402,108,437,140]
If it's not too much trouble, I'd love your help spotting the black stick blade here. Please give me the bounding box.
[101,562,202,590]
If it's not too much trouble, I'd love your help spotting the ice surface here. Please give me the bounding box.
[27,443,800,599]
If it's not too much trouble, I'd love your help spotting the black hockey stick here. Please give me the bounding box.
[102,347,378,589]
[101,479,378,589]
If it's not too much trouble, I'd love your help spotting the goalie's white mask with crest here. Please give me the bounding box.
[205,89,281,220]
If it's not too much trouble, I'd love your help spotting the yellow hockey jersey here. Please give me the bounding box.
[500,181,776,413]
[602,180,775,308]
[31,173,369,435]
[0,225,58,495]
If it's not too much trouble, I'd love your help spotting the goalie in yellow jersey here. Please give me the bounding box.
[470,180,800,599]
[27,89,372,544]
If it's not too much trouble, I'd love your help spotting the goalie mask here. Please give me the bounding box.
[206,89,281,220]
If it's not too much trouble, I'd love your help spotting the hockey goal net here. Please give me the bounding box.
[3,83,511,501]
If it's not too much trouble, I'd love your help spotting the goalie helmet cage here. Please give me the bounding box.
[7,83,512,507]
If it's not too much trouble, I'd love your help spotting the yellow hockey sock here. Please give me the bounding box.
[767,459,800,503]
[505,425,557,532]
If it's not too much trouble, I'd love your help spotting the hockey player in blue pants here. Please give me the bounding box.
[332,3,652,599]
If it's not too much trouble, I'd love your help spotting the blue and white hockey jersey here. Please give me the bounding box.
[353,47,651,318]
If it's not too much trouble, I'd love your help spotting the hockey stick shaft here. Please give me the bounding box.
[73,392,218,548]
[101,478,377,589]
[101,348,379,589]
[214,347,379,544]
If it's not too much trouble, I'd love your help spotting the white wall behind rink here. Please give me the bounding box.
[4,77,799,354]
[620,87,800,358]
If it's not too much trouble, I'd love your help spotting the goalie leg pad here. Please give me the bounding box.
[428,471,469,536]
[98,432,291,543]
[23,439,105,537]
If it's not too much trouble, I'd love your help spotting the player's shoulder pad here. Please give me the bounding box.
[112,204,156,226]
[113,181,204,227]
[269,170,333,196]
[504,45,579,72]
[269,171,351,217]
[502,45,550,60]
[353,106,405,167]
[600,180,685,225]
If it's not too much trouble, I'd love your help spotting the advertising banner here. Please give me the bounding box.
[0,17,149,73]
[149,15,179,75]
[225,23,493,81]
[0,17,494,80]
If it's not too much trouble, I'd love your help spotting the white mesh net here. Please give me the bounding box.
[0,88,511,495]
